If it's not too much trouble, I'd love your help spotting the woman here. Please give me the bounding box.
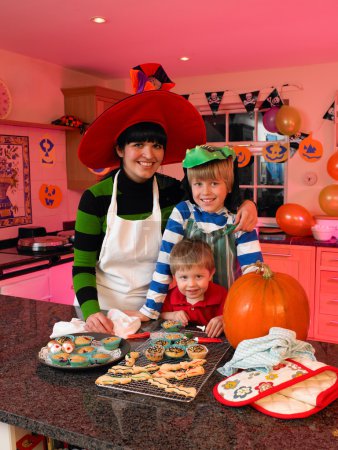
[73,90,257,334]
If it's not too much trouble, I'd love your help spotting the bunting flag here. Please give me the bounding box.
[323,102,335,121]
[205,91,224,114]
[259,88,284,110]
[181,94,190,100]
[239,90,260,114]
[289,131,309,157]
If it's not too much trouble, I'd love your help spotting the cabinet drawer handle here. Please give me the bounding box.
[328,321,338,326]
[262,252,291,257]
[328,300,338,303]
[328,278,338,282]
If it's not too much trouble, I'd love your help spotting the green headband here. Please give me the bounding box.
[182,145,236,169]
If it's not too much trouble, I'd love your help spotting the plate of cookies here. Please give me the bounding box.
[38,333,130,370]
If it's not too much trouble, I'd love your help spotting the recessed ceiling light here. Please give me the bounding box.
[90,16,107,24]
[180,57,190,61]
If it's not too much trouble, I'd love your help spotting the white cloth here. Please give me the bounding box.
[50,309,141,339]
[95,170,162,311]
[218,327,316,376]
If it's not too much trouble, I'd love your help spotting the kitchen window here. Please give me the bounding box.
[201,107,288,225]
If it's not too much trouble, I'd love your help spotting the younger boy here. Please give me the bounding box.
[161,239,227,338]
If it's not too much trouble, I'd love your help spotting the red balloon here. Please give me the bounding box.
[319,184,338,216]
[263,107,279,133]
[327,151,338,181]
[276,203,315,236]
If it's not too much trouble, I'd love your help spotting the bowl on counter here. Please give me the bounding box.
[311,225,335,241]
[314,216,338,238]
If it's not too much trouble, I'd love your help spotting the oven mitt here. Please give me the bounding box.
[213,357,338,419]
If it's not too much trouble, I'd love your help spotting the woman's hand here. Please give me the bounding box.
[205,316,224,338]
[161,310,189,327]
[85,312,114,334]
[234,200,257,232]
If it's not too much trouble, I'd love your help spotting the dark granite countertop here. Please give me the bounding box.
[259,233,338,247]
[0,295,338,450]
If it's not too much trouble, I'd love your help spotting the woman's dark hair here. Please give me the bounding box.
[116,122,167,149]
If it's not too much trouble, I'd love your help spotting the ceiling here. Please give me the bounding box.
[1,0,338,81]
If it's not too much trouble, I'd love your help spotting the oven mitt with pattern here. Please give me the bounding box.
[213,357,338,419]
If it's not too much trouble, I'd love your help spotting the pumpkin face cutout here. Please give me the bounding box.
[234,146,252,168]
[39,184,62,208]
[298,135,323,162]
[263,142,288,163]
[39,137,55,165]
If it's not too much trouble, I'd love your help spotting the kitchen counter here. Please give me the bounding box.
[0,295,338,450]
[259,233,338,247]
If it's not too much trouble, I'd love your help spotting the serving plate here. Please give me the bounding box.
[38,332,130,371]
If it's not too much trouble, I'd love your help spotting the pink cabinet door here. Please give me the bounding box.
[0,269,50,301]
[260,243,316,339]
[49,261,74,305]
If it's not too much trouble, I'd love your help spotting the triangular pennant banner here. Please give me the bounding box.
[289,131,309,157]
[323,102,335,121]
[205,91,224,114]
[259,88,284,110]
[181,94,190,100]
[239,90,260,113]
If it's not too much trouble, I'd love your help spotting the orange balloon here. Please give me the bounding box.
[276,203,315,236]
[276,106,301,136]
[327,151,338,181]
[319,184,338,216]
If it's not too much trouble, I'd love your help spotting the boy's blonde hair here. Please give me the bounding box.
[169,239,215,275]
[187,145,234,193]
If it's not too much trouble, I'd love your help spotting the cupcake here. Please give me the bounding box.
[90,352,111,364]
[76,346,96,359]
[175,337,196,347]
[164,332,185,343]
[101,336,122,350]
[62,341,75,354]
[144,345,165,362]
[74,335,94,347]
[161,320,182,332]
[50,352,69,366]
[164,345,186,359]
[69,354,89,368]
[55,335,74,345]
[150,338,170,348]
[187,344,209,360]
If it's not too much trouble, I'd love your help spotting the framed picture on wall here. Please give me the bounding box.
[0,134,32,228]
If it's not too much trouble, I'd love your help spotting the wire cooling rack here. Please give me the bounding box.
[96,331,232,403]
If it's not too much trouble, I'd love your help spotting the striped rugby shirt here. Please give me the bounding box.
[141,200,263,319]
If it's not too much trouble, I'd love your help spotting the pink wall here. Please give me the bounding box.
[1,48,338,239]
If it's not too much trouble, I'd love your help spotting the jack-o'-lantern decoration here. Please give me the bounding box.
[39,184,62,208]
[234,146,252,168]
[39,137,55,165]
[298,134,323,162]
[263,142,288,163]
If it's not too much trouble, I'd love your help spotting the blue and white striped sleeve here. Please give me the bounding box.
[140,202,190,319]
[236,229,263,274]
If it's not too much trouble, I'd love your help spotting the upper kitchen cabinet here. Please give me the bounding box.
[62,86,129,190]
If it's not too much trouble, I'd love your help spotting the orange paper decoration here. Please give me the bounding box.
[234,146,252,168]
[39,184,62,208]
[263,142,288,163]
[298,134,323,162]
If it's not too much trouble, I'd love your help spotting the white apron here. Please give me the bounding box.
[95,170,162,311]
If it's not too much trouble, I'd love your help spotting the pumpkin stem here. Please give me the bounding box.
[245,260,273,279]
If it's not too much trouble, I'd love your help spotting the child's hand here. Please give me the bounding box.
[205,316,224,338]
[170,310,190,327]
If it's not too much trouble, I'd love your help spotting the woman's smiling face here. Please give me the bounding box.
[116,141,164,183]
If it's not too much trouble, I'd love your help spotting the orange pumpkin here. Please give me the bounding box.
[223,262,310,348]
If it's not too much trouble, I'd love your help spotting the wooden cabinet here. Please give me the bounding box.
[260,243,316,339]
[314,247,338,343]
[61,86,129,190]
